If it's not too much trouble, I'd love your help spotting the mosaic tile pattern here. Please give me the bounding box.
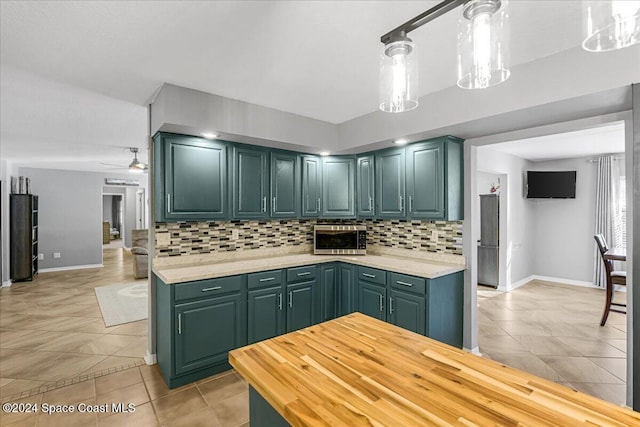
[155,219,463,257]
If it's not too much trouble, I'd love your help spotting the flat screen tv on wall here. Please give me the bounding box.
[526,171,576,199]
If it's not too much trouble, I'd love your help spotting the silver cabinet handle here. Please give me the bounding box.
[177,313,182,335]
[396,280,413,287]
[400,195,404,211]
[278,293,283,310]
[272,197,276,213]
[259,277,276,282]
[167,194,171,213]
[378,294,384,312]
[262,196,267,212]
[362,273,376,278]
[369,196,373,212]
[409,196,413,213]
[389,297,394,315]
[297,272,311,276]
[317,198,320,212]
[288,291,293,308]
[201,286,222,292]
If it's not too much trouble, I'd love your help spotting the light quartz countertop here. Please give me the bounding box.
[152,251,465,284]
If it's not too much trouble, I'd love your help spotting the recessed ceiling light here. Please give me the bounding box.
[393,139,409,145]
[320,151,330,156]
[201,132,218,139]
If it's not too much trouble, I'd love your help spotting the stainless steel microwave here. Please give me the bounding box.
[314,225,367,255]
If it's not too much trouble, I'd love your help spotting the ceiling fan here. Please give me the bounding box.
[101,147,148,174]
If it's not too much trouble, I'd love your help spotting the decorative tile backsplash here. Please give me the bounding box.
[155,219,462,258]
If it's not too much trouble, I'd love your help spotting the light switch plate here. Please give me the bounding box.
[53,252,61,259]
[38,253,44,260]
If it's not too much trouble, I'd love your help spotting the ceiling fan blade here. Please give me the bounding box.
[100,162,128,168]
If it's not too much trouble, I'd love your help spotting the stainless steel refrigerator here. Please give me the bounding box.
[478,194,499,287]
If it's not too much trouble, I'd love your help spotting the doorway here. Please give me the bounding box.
[103,193,124,249]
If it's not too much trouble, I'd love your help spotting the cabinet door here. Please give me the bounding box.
[358,281,386,321]
[321,157,355,218]
[162,134,228,221]
[426,272,464,348]
[302,156,322,217]
[270,152,300,218]
[406,141,444,219]
[375,148,406,218]
[356,155,375,217]
[320,264,337,322]
[389,289,426,335]
[232,146,269,219]
[248,286,284,344]
[337,264,356,316]
[286,281,314,333]
[175,293,244,375]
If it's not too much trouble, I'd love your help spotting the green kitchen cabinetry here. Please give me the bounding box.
[319,263,337,322]
[247,285,284,344]
[154,133,228,222]
[406,137,463,220]
[337,263,356,316]
[375,148,406,218]
[321,157,355,218]
[356,155,375,217]
[286,281,314,332]
[232,145,269,219]
[301,155,322,217]
[156,275,246,388]
[270,151,300,218]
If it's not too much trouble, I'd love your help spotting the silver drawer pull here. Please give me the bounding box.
[278,293,283,310]
[362,273,376,278]
[259,277,276,282]
[177,313,182,335]
[396,280,413,287]
[389,297,394,315]
[289,291,293,308]
[297,272,311,276]
[378,294,383,312]
[201,286,222,292]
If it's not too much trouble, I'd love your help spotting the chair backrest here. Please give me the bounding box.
[594,234,613,274]
[594,234,609,255]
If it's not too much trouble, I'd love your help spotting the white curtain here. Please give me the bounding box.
[593,155,622,287]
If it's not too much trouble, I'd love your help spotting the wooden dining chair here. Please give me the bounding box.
[594,234,627,326]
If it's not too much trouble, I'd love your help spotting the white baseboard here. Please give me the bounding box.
[532,275,597,289]
[144,351,157,365]
[2,280,12,287]
[466,346,482,356]
[39,264,104,273]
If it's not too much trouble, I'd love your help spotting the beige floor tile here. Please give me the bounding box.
[487,354,565,382]
[112,337,147,358]
[210,390,249,426]
[42,380,96,406]
[602,339,627,353]
[511,336,581,357]
[197,371,248,406]
[152,387,208,425]
[478,335,529,355]
[496,320,553,337]
[95,382,149,417]
[0,393,42,426]
[81,357,142,375]
[97,402,158,427]
[95,368,143,397]
[0,379,50,399]
[139,365,193,401]
[559,337,627,358]
[108,321,148,337]
[35,405,97,427]
[539,357,623,384]
[569,382,627,406]
[163,406,222,427]
[77,335,141,356]
[588,358,626,382]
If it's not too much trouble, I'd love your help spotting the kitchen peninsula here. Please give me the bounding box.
[230,313,640,427]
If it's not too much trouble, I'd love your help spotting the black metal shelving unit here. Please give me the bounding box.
[10,194,38,281]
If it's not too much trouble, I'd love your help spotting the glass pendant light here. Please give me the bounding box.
[379,35,419,113]
[457,0,510,89]
[583,1,640,52]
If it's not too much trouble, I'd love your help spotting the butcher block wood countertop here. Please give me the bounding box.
[229,313,639,427]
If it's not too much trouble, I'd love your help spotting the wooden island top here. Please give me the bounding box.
[229,312,639,427]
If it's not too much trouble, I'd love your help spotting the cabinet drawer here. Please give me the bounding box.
[247,270,283,289]
[389,272,426,295]
[357,266,386,285]
[286,265,317,282]
[174,276,243,302]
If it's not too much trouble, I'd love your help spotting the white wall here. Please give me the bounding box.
[18,167,148,270]
[477,147,535,288]
[1,160,17,285]
[102,195,113,224]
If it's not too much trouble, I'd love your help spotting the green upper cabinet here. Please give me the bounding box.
[321,157,355,218]
[405,137,463,220]
[155,133,228,222]
[232,145,269,219]
[356,155,375,217]
[375,148,406,218]
[301,156,322,217]
[406,141,444,219]
[270,152,300,218]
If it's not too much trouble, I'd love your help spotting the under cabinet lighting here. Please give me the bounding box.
[201,132,219,139]
[393,139,409,145]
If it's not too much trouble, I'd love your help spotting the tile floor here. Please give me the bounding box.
[0,365,249,427]
[0,249,147,401]
[478,280,628,406]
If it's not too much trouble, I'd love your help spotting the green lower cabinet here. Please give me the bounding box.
[426,271,464,348]
[337,264,356,316]
[247,286,285,344]
[286,281,315,332]
[388,289,426,335]
[358,281,386,321]
[319,264,337,322]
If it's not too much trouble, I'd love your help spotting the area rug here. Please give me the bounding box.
[95,281,148,327]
